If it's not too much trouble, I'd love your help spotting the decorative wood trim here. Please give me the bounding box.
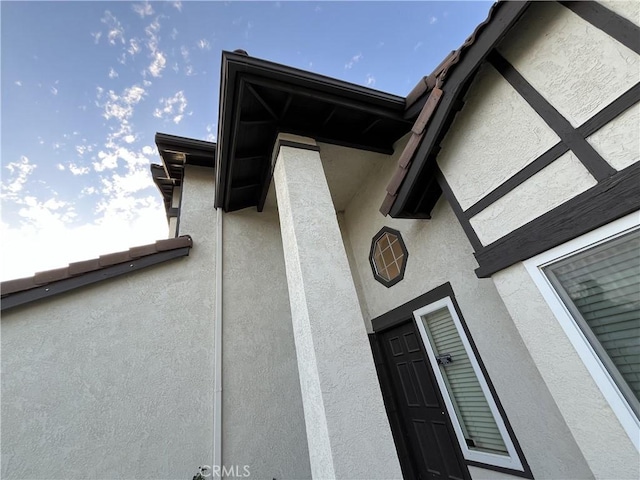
[474,162,640,278]
[489,51,616,182]
[1,247,192,312]
[464,142,569,219]
[578,82,640,137]
[391,2,531,216]
[560,1,640,55]
[436,169,483,252]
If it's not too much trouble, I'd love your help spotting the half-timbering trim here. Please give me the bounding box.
[464,82,639,219]
[436,169,483,252]
[474,162,640,278]
[560,1,640,55]
[489,52,616,182]
[1,247,192,312]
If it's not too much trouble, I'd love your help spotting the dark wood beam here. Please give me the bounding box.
[246,83,279,120]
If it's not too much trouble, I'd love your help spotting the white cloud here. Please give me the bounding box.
[102,11,125,45]
[128,38,141,56]
[108,67,119,79]
[2,156,37,197]
[185,65,195,76]
[56,163,65,171]
[132,1,154,18]
[153,91,187,124]
[365,74,376,87]
[173,1,183,12]
[429,16,438,25]
[414,41,423,51]
[345,53,363,69]
[180,45,190,62]
[142,145,155,155]
[171,28,178,40]
[205,123,217,142]
[91,31,102,44]
[69,163,90,175]
[51,86,58,95]
[197,39,210,50]
[148,51,167,77]
[15,80,22,87]
[76,145,94,156]
[124,135,136,144]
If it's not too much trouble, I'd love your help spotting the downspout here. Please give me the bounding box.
[213,206,223,473]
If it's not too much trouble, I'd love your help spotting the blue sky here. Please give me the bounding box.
[1,0,492,280]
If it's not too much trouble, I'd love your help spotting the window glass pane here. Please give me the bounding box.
[543,230,640,410]
[421,307,508,454]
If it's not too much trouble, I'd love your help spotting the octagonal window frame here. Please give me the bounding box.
[369,226,408,288]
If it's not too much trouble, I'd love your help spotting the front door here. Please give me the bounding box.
[379,319,470,480]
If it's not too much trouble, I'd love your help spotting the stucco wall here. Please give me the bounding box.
[339,142,593,480]
[587,102,640,171]
[498,2,639,128]
[221,207,312,479]
[1,165,216,480]
[493,262,640,479]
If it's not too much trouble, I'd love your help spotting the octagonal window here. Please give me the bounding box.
[369,227,408,287]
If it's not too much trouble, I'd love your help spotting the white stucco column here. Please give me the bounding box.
[273,134,402,480]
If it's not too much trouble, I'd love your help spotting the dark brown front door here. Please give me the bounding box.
[380,319,470,480]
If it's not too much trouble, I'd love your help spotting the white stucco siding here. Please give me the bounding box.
[437,64,560,211]
[498,2,640,128]
[587,102,640,171]
[221,207,312,480]
[492,262,640,480]
[469,151,597,245]
[341,141,593,480]
[1,167,216,480]
[598,0,640,25]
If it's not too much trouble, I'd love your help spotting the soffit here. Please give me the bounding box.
[216,51,412,213]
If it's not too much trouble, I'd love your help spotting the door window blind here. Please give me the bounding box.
[422,307,508,454]
[544,229,640,415]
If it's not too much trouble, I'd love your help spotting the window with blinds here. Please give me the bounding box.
[414,297,524,471]
[543,229,640,417]
[422,307,508,455]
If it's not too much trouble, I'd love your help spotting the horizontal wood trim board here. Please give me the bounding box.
[560,1,640,55]
[436,169,483,252]
[390,2,531,216]
[474,163,640,278]
[1,247,191,312]
[489,52,616,182]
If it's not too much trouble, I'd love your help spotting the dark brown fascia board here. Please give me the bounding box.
[1,238,193,312]
[389,1,531,217]
[215,50,409,210]
[155,132,217,167]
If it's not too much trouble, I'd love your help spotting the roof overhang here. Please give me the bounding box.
[152,132,216,218]
[215,50,413,212]
[383,1,531,218]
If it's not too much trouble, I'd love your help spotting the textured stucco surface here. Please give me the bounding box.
[340,140,593,480]
[587,102,640,171]
[469,151,597,245]
[437,63,560,210]
[498,2,640,127]
[1,165,216,480]
[274,141,402,479]
[599,0,640,24]
[493,263,640,480]
[221,207,312,480]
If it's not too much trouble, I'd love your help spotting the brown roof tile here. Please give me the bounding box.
[1,235,193,299]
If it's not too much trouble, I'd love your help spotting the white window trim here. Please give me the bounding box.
[523,211,640,451]
[413,297,524,471]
